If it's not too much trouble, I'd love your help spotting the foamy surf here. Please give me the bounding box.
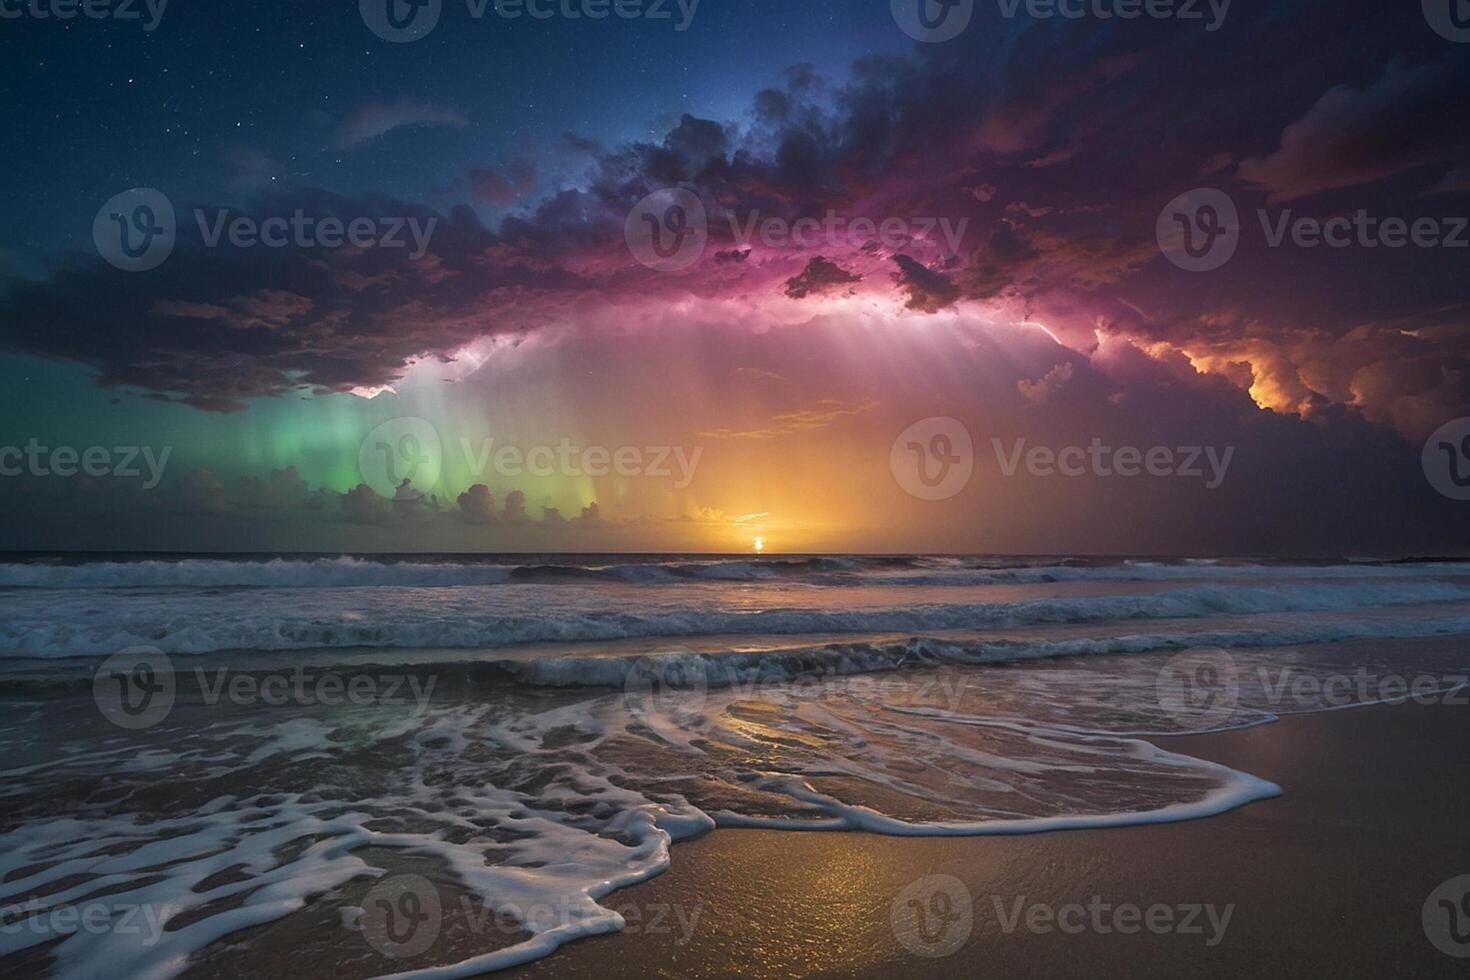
[4,577,1470,657]
[2,557,1468,978]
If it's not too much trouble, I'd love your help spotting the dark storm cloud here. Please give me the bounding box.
[0,191,559,410]
[0,1,1465,438]
[891,255,959,312]
[783,256,861,299]
[1237,61,1470,204]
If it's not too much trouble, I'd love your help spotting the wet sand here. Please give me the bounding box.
[507,697,1470,979]
[159,695,1470,979]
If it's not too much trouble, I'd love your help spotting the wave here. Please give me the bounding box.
[3,580,1468,657]
[403,612,1470,690]
[2,555,1468,590]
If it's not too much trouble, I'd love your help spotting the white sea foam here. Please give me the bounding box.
[0,664,1290,979]
[2,560,1468,978]
[2,579,1467,657]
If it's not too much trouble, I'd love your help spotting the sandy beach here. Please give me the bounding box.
[7,561,1470,980]
[164,693,1470,979]
[504,697,1470,979]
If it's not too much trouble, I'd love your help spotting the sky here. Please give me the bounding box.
[1,0,1468,555]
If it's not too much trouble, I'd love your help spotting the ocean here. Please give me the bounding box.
[2,554,1468,977]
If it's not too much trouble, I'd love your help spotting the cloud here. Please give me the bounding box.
[1425,167,1470,197]
[892,255,959,313]
[1237,61,1468,203]
[1,10,1466,448]
[172,468,227,514]
[0,190,519,410]
[457,484,499,524]
[735,367,790,384]
[698,398,875,440]
[342,484,392,524]
[783,256,861,299]
[239,466,312,510]
[469,159,536,205]
[334,99,468,148]
[1018,362,1076,404]
[502,489,529,525]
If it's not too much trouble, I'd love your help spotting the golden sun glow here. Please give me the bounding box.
[752,537,765,554]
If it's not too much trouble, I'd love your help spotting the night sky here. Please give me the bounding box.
[1,0,1468,554]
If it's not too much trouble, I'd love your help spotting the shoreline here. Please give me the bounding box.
[9,638,1462,979]
[501,697,1470,978]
